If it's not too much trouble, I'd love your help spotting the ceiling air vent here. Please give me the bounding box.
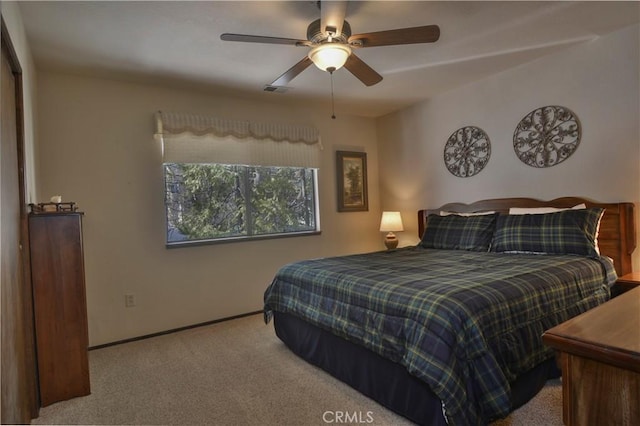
[263,85,289,93]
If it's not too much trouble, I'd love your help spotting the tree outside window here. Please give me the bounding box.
[164,163,318,244]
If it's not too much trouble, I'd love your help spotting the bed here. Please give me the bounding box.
[264,197,636,425]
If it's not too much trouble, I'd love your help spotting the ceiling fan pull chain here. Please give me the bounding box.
[328,66,337,119]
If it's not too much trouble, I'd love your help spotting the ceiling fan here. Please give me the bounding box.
[220,1,440,88]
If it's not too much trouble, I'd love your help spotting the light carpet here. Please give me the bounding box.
[32,314,563,425]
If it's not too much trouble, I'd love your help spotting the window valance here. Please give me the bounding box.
[155,111,322,168]
[155,111,321,145]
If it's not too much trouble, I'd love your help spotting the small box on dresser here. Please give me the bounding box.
[29,211,90,406]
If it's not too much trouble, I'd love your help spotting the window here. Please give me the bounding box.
[164,163,318,243]
[156,112,321,246]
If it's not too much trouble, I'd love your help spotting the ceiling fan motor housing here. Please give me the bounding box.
[307,19,352,44]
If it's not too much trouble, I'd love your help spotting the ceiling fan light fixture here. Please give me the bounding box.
[308,43,351,72]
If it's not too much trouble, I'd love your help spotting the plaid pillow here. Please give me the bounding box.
[420,213,497,251]
[491,207,604,257]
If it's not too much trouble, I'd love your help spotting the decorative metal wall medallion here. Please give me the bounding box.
[443,126,491,177]
[513,105,581,168]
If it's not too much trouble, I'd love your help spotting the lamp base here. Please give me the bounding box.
[384,233,399,250]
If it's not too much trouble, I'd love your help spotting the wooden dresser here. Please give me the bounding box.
[542,287,640,425]
[29,212,90,406]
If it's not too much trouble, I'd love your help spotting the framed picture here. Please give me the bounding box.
[336,151,368,212]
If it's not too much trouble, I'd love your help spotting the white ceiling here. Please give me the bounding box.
[18,1,640,117]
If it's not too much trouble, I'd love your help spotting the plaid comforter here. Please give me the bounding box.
[264,247,616,425]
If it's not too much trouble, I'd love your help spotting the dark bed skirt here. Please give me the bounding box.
[273,311,560,425]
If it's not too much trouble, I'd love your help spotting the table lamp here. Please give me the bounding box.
[379,211,404,250]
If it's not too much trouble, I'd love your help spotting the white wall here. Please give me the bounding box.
[36,72,382,346]
[377,24,640,270]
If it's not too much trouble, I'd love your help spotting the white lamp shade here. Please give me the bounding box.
[308,43,351,71]
[379,211,404,232]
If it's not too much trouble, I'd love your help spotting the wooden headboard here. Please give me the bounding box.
[417,197,636,276]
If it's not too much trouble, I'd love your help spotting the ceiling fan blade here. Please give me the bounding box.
[344,53,383,86]
[220,33,309,46]
[320,1,348,37]
[270,57,313,86]
[349,25,440,47]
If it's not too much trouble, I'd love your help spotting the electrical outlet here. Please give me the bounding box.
[125,294,136,308]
